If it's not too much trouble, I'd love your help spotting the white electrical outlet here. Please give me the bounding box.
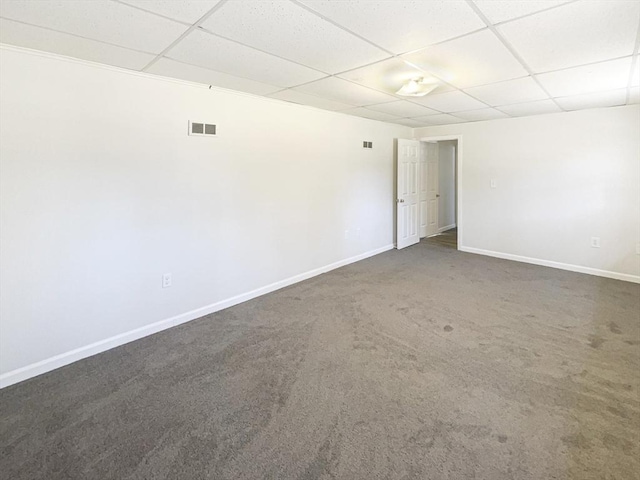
[590,237,600,248]
[162,273,172,288]
[490,179,497,189]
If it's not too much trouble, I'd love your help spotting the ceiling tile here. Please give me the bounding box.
[537,57,633,97]
[338,57,453,97]
[146,58,282,95]
[200,1,388,74]
[166,30,325,88]
[341,108,400,122]
[293,76,397,106]
[555,88,628,111]
[393,118,433,128]
[268,89,354,111]
[412,113,467,125]
[0,18,155,70]
[472,0,572,24]
[498,99,561,116]
[119,0,221,24]
[410,90,486,112]
[402,29,528,88]
[465,77,548,106]
[298,0,485,54]
[629,87,639,104]
[632,57,639,86]
[454,108,509,121]
[0,0,188,54]
[366,100,440,118]
[498,1,640,73]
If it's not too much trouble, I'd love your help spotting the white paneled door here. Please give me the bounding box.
[419,142,428,237]
[396,139,420,249]
[425,141,439,237]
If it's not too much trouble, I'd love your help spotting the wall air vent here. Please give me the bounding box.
[189,121,217,137]
[363,141,373,149]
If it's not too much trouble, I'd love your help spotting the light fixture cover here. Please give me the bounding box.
[396,78,439,97]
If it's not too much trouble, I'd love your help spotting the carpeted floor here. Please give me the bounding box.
[1,241,639,480]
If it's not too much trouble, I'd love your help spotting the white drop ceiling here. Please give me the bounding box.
[0,0,638,127]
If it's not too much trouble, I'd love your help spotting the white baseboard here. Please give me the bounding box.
[438,224,456,233]
[0,244,394,389]
[459,246,640,284]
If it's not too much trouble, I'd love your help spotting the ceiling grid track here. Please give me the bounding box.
[111,0,193,27]
[465,0,566,112]
[288,0,395,56]
[1,0,637,126]
[140,0,230,72]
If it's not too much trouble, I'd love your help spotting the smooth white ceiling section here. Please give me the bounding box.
[299,0,485,54]
[454,108,509,121]
[200,0,388,74]
[119,0,222,24]
[338,57,453,96]
[499,0,640,73]
[0,0,188,53]
[293,76,397,106]
[402,29,528,88]
[366,101,440,118]
[555,88,628,111]
[147,58,282,95]
[167,30,325,88]
[411,90,487,112]
[537,57,633,97]
[268,89,354,111]
[472,0,572,24]
[465,77,548,106]
[0,0,638,127]
[498,99,561,117]
[0,18,156,70]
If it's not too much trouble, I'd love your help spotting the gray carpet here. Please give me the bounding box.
[1,241,639,480]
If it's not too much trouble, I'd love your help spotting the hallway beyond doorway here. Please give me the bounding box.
[424,227,457,249]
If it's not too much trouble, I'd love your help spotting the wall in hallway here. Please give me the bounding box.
[438,140,456,231]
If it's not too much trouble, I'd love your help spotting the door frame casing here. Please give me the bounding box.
[418,134,463,251]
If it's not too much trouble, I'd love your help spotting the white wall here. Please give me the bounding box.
[438,140,456,230]
[416,105,640,282]
[0,46,410,385]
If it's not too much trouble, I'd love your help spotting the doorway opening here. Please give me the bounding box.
[421,139,458,249]
[396,135,461,251]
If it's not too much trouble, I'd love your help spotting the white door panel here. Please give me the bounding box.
[425,142,439,237]
[396,139,420,249]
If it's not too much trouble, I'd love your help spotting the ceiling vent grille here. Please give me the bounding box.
[189,121,217,137]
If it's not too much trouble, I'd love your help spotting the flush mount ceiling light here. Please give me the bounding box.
[396,77,440,97]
